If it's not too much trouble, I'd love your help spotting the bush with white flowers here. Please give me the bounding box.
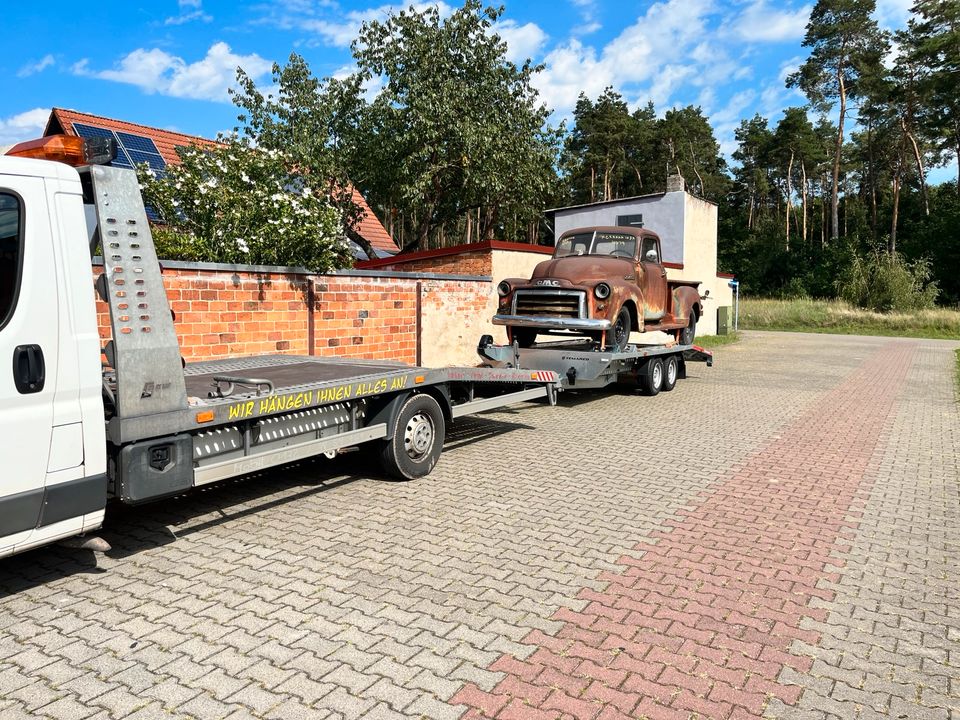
[137,139,351,272]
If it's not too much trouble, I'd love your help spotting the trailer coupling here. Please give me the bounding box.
[477,334,520,368]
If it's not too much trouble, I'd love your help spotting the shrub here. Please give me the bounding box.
[837,250,939,312]
[138,138,351,272]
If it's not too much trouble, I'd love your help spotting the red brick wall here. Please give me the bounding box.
[372,251,492,276]
[94,265,489,365]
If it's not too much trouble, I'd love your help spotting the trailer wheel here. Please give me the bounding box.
[679,312,697,345]
[641,358,664,396]
[380,394,446,480]
[662,355,679,391]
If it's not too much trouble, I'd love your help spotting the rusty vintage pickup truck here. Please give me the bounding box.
[493,226,702,351]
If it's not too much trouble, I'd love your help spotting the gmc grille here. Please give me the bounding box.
[513,290,583,318]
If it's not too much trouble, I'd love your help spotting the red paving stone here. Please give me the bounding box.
[451,342,916,719]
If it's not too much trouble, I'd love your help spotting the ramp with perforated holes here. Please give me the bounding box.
[89,165,187,417]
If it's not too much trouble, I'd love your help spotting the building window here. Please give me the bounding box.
[617,213,643,228]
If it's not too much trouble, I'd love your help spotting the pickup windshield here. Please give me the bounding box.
[554,231,637,259]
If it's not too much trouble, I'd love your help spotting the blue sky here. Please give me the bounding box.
[6,0,949,181]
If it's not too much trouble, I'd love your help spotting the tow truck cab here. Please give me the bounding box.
[0,155,107,557]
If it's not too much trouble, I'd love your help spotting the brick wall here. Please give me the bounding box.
[371,251,492,276]
[94,264,491,366]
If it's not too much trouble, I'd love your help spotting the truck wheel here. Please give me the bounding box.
[662,355,679,391]
[380,394,446,480]
[641,358,664,396]
[679,313,697,345]
[512,328,538,348]
[608,307,631,352]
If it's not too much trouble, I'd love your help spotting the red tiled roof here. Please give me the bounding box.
[46,108,398,254]
[349,187,398,255]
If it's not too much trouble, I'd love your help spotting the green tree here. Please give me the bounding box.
[732,114,774,231]
[138,139,348,270]
[788,0,888,239]
[231,54,378,259]
[658,105,729,200]
[905,0,960,193]
[773,107,824,249]
[351,0,560,250]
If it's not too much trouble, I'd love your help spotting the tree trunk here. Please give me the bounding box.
[590,166,596,203]
[785,148,794,252]
[902,117,929,215]
[820,177,826,248]
[831,70,846,239]
[801,161,808,247]
[867,120,877,237]
[890,171,901,255]
[465,209,472,245]
[748,191,755,231]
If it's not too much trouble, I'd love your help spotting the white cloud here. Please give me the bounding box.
[534,0,716,114]
[874,0,913,28]
[493,19,548,65]
[727,0,811,43]
[73,42,272,103]
[0,108,50,146]
[17,54,55,77]
[165,0,212,25]
[568,0,601,36]
[266,2,453,48]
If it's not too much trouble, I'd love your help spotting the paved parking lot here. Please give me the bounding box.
[1,331,957,719]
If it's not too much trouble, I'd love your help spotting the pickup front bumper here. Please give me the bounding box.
[492,314,612,331]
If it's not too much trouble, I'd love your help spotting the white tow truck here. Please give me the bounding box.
[0,135,561,559]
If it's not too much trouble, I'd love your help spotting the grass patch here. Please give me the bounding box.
[695,332,741,348]
[740,297,960,340]
[955,349,960,396]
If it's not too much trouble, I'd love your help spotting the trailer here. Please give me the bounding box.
[0,136,559,559]
[477,335,713,395]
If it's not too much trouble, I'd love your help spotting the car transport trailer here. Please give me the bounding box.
[0,136,559,559]
[477,335,713,395]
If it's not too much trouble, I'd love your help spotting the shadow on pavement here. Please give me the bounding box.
[0,415,534,594]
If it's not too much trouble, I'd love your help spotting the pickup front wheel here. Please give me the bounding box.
[608,307,631,352]
[511,328,538,348]
[679,312,697,345]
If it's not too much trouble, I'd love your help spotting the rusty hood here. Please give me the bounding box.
[530,256,634,285]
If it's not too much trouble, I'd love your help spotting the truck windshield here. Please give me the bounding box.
[554,232,637,259]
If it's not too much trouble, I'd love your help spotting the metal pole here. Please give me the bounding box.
[734,283,739,331]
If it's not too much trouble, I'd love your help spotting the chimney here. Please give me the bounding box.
[666,174,685,193]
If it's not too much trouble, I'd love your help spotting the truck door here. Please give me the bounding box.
[0,177,60,550]
[640,235,666,321]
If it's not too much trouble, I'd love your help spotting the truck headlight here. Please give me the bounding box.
[594,283,611,299]
[497,281,511,297]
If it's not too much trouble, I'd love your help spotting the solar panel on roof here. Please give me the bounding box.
[115,131,161,154]
[72,122,135,168]
[127,149,165,172]
[71,122,166,173]
[72,123,113,139]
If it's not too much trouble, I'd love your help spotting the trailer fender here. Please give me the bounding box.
[365,387,453,437]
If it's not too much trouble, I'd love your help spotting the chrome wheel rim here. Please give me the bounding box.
[404,412,434,460]
[652,363,663,388]
[667,360,677,385]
